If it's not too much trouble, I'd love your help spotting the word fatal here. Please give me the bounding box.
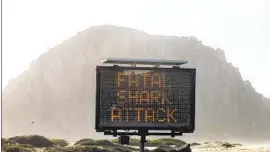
[116,71,169,104]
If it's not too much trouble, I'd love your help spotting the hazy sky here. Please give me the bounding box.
[2,0,270,97]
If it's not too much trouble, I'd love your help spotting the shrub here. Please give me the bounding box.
[233,143,242,146]
[2,138,17,146]
[221,142,235,148]
[75,139,115,147]
[111,138,118,144]
[144,149,152,152]
[175,144,192,152]
[116,138,143,146]
[148,138,186,147]
[94,139,115,146]
[44,146,116,152]
[2,137,8,145]
[147,140,161,147]
[3,144,35,152]
[214,141,241,148]
[130,138,140,144]
[190,142,200,146]
[9,135,55,148]
[154,143,173,152]
[74,138,95,145]
[152,148,167,152]
[51,139,69,147]
[112,146,133,152]
[113,137,187,147]
[126,146,139,151]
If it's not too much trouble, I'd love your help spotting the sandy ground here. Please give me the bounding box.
[191,146,270,152]
[143,142,270,152]
[66,141,270,152]
[189,142,270,152]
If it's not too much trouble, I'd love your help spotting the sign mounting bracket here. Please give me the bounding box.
[101,58,188,68]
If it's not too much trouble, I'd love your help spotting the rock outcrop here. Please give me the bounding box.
[2,25,270,140]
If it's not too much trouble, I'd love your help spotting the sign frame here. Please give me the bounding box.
[95,65,196,133]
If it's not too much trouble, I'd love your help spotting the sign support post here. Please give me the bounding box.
[139,129,147,152]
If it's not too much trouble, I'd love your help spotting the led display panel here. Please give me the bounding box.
[95,66,196,132]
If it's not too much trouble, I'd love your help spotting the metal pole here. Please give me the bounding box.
[140,135,146,152]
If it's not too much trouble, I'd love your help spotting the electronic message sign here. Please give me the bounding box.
[95,66,196,132]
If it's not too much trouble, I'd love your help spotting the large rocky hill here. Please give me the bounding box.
[2,25,270,141]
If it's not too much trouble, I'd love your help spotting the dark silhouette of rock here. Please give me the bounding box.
[2,25,270,141]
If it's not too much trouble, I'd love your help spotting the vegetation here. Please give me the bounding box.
[8,135,55,148]
[2,135,246,152]
[75,139,115,146]
[74,138,95,145]
[112,138,186,147]
[149,138,186,146]
[2,138,35,152]
[189,142,201,146]
[220,142,243,148]
[2,144,35,152]
[2,137,17,146]
[50,139,69,147]
[44,146,114,152]
[154,143,173,152]
[221,142,235,148]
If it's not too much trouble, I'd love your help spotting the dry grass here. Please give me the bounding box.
[2,135,270,152]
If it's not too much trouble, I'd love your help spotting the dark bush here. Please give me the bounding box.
[74,138,94,145]
[147,138,186,147]
[112,146,133,152]
[154,143,173,152]
[175,144,192,152]
[2,137,8,145]
[153,143,192,152]
[233,143,243,146]
[94,139,115,146]
[214,141,241,148]
[2,138,17,146]
[3,144,34,152]
[190,142,200,146]
[112,138,187,147]
[50,139,69,147]
[9,135,55,148]
[44,146,117,152]
[112,138,141,146]
[75,139,115,147]
[111,138,118,144]
[152,148,168,152]
[221,142,235,148]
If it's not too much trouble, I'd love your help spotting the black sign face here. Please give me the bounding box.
[95,66,196,132]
